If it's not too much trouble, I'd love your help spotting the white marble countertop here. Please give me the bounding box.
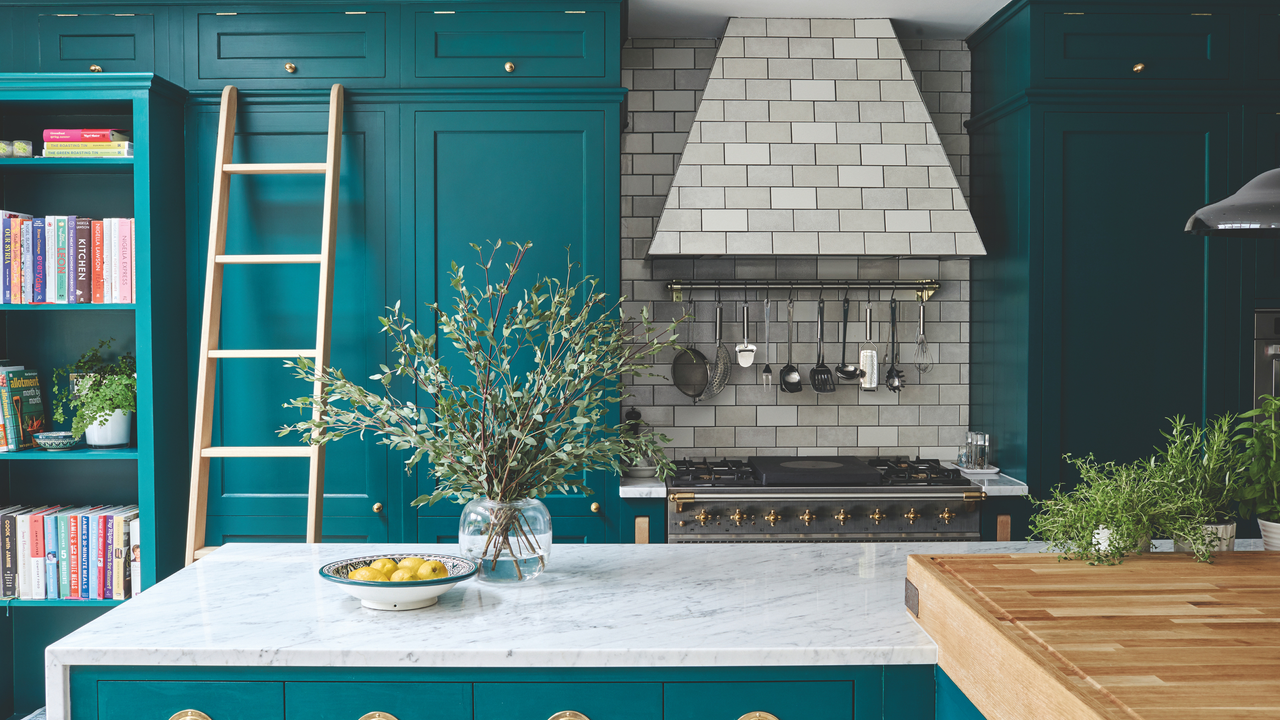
[46,541,1045,718]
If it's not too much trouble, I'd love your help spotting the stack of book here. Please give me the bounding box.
[0,363,47,451]
[0,505,140,600]
[0,212,136,304]
[40,129,132,158]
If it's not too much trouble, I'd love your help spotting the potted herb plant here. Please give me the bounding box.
[1152,415,1241,555]
[1030,455,1159,565]
[51,339,137,448]
[282,242,687,582]
[1234,395,1280,550]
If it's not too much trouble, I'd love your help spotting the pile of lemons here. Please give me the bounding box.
[348,556,449,583]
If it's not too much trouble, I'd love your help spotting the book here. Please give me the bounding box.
[118,218,132,304]
[30,506,54,600]
[57,510,72,599]
[44,510,59,598]
[33,220,46,302]
[15,508,30,598]
[111,508,138,600]
[7,370,46,449]
[55,216,68,303]
[44,217,55,303]
[0,372,16,452]
[44,141,133,150]
[75,217,91,304]
[103,218,115,304]
[130,219,136,301]
[1,508,20,597]
[67,509,79,598]
[42,129,130,142]
[2,217,11,304]
[128,516,140,598]
[12,218,21,304]
[22,218,32,303]
[91,220,104,303]
[79,511,90,598]
[42,148,133,158]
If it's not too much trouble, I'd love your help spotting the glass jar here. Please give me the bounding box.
[458,496,552,583]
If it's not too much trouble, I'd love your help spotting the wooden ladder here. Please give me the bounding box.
[185,84,345,565]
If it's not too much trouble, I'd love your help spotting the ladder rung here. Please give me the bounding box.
[216,254,323,265]
[223,163,327,175]
[201,446,314,458]
[207,349,319,359]
[193,546,219,560]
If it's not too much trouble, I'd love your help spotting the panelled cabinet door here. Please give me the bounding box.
[285,681,471,720]
[99,681,284,720]
[413,106,615,528]
[475,682,661,720]
[35,12,156,73]
[187,104,393,542]
[1040,110,1230,489]
[664,681,854,720]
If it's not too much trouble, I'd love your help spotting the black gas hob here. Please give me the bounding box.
[667,456,966,488]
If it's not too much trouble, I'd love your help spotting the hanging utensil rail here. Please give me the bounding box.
[666,279,940,302]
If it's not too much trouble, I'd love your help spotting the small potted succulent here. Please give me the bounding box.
[1234,396,1280,550]
[51,339,137,448]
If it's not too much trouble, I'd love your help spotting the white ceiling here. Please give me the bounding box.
[628,0,1011,40]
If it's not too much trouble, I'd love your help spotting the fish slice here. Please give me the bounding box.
[810,298,837,393]
[735,299,756,367]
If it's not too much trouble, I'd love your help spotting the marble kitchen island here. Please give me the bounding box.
[47,541,1041,720]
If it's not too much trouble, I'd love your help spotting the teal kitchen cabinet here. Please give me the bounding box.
[665,682,855,720]
[3,8,175,77]
[476,682,661,720]
[285,681,471,720]
[1042,12,1230,82]
[99,681,284,720]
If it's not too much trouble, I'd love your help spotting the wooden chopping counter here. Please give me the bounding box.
[907,552,1280,720]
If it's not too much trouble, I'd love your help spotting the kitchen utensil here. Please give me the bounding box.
[809,298,837,393]
[761,299,773,386]
[835,295,862,381]
[886,298,905,393]
[735,299,756,367]
[914,300,933,374]
[780,298,802,393]
[859,305,878,391]
[320,553,477,611]
[698,300,732,402]
[671,345,710,399]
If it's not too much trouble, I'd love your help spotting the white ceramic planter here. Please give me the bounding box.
[84,410,132,448]
[1173,522,1237,553]
[1260,518,1280,551]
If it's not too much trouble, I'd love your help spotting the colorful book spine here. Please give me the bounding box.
[104,514,115,600]
[12,219,21,304]
[79,513,89,599]
[127,517,139,598]
[42,129,129,142]
[75,217,91,304]
[68,510,81,599]
[31,508,48,600]
[33,220,46,302]
[119,218,133,304]
[55,216,68,303]
[0,373,16,452]
[1,511,16,597]
[15,511,29,599]
[130,219,136,301]
[44,217,55,302]
[22,219,32,303]
[2,218,11,304]
[42,148,133,157]
[91,220,104,303]
[8,370,43,449]
[57,512,72,599]
[103,219,115,304]
[44,141,133,150]
[44,512,58,599]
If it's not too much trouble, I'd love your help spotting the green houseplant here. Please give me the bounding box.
[1151,415,1242,557]
[51,338,137,447]
[1234,395,1280,550]
[282,242,687,581]
[1030,455,1160,565]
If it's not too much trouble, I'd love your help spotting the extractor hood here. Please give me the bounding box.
[649,17,986,257]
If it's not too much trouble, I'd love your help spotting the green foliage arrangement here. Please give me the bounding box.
[280,241,687,562]
[1030,455,1160,565]
[51,339,138,439]
[1234,395,1280,523]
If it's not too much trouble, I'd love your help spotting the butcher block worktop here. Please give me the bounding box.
[907,552,1280,720]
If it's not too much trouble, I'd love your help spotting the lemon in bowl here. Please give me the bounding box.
[321,553,477,611]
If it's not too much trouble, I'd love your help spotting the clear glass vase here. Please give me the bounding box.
[458,496,552,583]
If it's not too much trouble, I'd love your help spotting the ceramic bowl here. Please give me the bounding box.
[33,431,79,451]
[319,553,478,611]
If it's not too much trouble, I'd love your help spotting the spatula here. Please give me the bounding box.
[809,298,837,393]
[735,299,756,367]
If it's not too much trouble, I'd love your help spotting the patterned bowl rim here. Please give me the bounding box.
[319,553,478,588]
[34,431,75,438]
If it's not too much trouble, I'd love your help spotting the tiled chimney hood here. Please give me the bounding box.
[648,18,986,257]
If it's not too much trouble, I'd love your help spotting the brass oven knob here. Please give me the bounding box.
[591,502,601,513]
[359,713,402,720]
[730,508,748,526]
[169,712,212,720]
[694,509,713,526]
[738,713,780,720]
[834,508,850,525]
[800,509,816,526]
[505,61,516,72]
[939,507,956,524]
[549,713,589,720]
[89,64,103,72]
[869,508,886,525]
[764,509,781,526]
[285,62,297,73]
[904,508,922,524]
[372,502,383,514]
[1132,62,1145,73]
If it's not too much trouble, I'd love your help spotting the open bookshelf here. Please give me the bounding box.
[0,74,187,719]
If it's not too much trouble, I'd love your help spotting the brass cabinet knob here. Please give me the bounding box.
[939,507,956,524]
[764,509,781,526]
[739,713,780,720]
[590,502,601,513]
[548,712,589,720]
[358,713,401,720]
[505,61,516,72]
[694,508,712,526]
[285,62,297,73]
[834,508,851,525]
[89,64,103,72]
[1132,62,1145,73]
[904,507,922,524]
[800,508,816,526]
[869,508,886,525]
[169,712,212,720]
[372,502,384,514]
[729,508,748,526]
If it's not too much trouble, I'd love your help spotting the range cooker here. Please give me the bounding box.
[666,456,985,542]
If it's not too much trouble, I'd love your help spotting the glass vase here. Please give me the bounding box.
[458,496,552,583]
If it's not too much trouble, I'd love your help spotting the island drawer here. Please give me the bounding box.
[1043,12,1228,81]
[98,680,283,720]
[285,681,471,719]
[193,10,388,84]
[34,12,156,73]
[664,681,854,720]
[475,682,661,720]
[412,4,606,81]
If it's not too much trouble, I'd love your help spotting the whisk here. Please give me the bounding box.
[914,300,933,374]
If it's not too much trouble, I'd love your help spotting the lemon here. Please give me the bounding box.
[370,558,399,576]
[348,566,388,582]
[389,568,418,583]
[397,556,427,572]
[417,560,448,580]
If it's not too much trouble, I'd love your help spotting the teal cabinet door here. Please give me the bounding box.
[99,681,283,720]
[664,681,854,720]
[1041,110,1230,488]
[285,681,470,720]
[1042,13,1229,81]
[475,682,660,720]
[187,104,397,542]
[412,106,617,531]
[412,6,606,79]
[35,12,155,74]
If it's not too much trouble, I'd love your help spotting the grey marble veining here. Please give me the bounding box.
[46,541,1045,719]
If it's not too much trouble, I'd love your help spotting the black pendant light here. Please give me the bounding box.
[1185,169,1280,238]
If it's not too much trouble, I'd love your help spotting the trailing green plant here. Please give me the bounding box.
[1234,395,1280,523]
[1030,455,1161,565]
[51,338,138,439]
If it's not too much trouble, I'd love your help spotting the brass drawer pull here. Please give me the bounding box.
[591,502,601,513]
[505,61,516,72]
[358,713,401,720]
[169,712,212,720]
[1132,62,1145,73]
[549,713,589,720]
[372,502,384,514]
[89,64,103,72]
[285,62,297,73]
[739,713,780,720]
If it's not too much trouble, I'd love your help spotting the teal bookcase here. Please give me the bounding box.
[0,73,187,719]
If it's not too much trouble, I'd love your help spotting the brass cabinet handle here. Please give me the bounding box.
[549,712,589,720]
[739,713,780,720]
[285,62,297,73]
[939,507,956,524]
[1132,62,1145,73]
[89,64,103,72]
[904,507,921,524]
[505,61,516,72]
[372,502,384,514]
[358,713,401,720]
[591,502,601,513]
[169,712,212,720]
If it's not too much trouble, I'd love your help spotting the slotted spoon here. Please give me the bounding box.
[810,298,837,393]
